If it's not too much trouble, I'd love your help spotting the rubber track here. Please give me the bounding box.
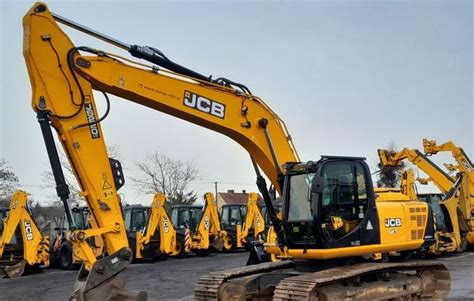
[194,261,294,300]
[273,261,450,300]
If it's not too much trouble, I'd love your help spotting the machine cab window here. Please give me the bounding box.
[171,206,203,231]
[221,205,246,228]
[284,159,372,247]
[320,161,369,239]
[124,207,149,232]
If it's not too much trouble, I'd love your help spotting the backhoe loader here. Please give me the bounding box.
[423,139,474,245]
[124,192,181,260]
[24,3,451,299]
[0,191,49,278]
[378,140,473,254]
[171,193,228,255]
[50,206,104,269]
[220,192,265,251]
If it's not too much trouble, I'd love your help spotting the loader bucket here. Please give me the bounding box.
[1,260,26,278]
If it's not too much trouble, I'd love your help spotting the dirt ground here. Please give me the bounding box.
[1,251,473,300]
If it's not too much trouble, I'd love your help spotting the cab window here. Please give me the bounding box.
[124,210,131,231]
[288,173,315,222]
[131,209,147,232]
[321,161,369,222]
[230,206,242,225]
[221,206,230,227]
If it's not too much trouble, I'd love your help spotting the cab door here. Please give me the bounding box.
[316,159,380,248]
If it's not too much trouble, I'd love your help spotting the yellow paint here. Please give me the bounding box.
[0,191,50,269]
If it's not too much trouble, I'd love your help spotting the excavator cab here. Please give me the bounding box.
[418,193,447,232]
[124,205,150,233]
[282,157,377,249]
[262,205,282,226]
[171,205,203,232]
[62,207,90,231]
[123,205,150,259]
[220,205,247,229]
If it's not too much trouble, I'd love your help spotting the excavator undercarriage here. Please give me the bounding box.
[195,260,450,300]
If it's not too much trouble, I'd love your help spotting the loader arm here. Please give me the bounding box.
[0,191,49,278]
[194,193,226,250]
[423,139,474,184]
[202,193,225,236]
[400,169,417,201]
[378,148,454,193]
[136,193,178,257]
[241,193,265,240]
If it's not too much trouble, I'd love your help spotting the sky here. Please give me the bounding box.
[1,0,472,206]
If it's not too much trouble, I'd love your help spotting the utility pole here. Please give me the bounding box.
[214,181,218,205]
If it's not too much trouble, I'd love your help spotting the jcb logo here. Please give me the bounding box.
[204,216,210,231]
[24,221,34,240]
[384,218,402,228]
[183,91,225,119]
[84,101,100,139]
[256,215,262,229]
[162,217,169,233]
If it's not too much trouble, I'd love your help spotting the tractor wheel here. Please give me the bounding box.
[59,242,73,270]
[223,234,236,252]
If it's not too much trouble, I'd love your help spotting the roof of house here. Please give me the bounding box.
[217,192,249,205]
[218,192,264,206]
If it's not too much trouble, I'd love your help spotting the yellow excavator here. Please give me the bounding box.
[124,192,181,260]
[378,139,473,254]
[171,193,228,255]
[220,192,265,251]
[24,3,451,299]
[0,191,49,278]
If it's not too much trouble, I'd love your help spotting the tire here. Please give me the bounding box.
[59,243,73,270]
[223,234,236,252]
[457,235,468,253]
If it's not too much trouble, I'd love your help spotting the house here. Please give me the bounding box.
[216,190,249,208]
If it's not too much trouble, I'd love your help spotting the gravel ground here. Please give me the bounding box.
[0,251,473,300]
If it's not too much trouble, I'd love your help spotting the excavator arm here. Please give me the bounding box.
[23,3,298,299]
[378,147,454,193]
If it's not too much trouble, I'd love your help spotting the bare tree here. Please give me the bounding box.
[132,152,200,206]
[376,142,405,188]
[0,158,20,206]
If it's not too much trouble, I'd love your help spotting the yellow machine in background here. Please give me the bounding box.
[50,206,104,269]
[423,139,474,245]
[220,192,265,251]
[378,139,473,253]
[125,193,180,260]
[23,3,451,299]
[0,191,49,278]
[171,193,228,255]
